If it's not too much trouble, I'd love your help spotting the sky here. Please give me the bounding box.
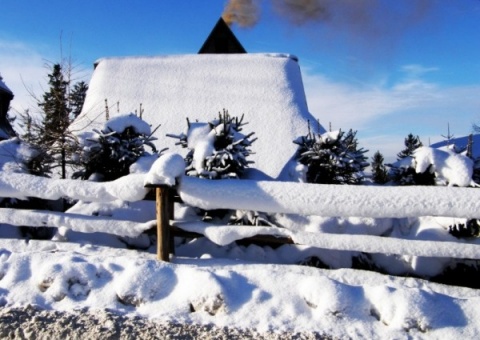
[1,0,480,162]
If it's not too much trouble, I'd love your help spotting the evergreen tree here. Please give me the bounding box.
[169,109,256,179]
[70,81,88,119]
[388,133,436,186]
[18,63,87,179]
[397,133,423,160]
[294,128,368,185]
[371,151,389,184]
[39,64,70,146]
[74,113,158,181]
[168,109,260,224]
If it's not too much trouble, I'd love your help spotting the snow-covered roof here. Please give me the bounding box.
[0,75,13,95]
[71,53,324,179]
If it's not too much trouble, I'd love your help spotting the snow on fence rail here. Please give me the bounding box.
[0,172,153,237]
[145,176,480,262]
[178,176,480,219]
[2,170,480,262]
[0,172,148,203]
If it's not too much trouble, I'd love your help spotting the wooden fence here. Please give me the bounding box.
[149,181,480,262]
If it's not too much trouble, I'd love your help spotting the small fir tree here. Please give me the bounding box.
[74,113,158,181]
[294,127,368,185]
[371,151,389,184]
[397,133,423,160]
[169,109,256,180]
[169,109,263,224]
[388,133,435,186]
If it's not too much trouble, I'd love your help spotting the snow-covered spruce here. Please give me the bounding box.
[294,128,368,184]
[168,110,256,180]
[74,113,160,182]
[388,146,477,187]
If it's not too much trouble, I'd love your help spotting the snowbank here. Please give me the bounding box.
[71,54,323,179]
[0,239,479,338]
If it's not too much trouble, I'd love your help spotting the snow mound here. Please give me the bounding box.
[71,53,324,179]
[414,146,475,187]
[103,113,152,135]
[144,152,185,186]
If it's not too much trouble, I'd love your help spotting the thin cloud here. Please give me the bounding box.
[0,38,92,121]
[0,39,48,114]
[302,67,480,160]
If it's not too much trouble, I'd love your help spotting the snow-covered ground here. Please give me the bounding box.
[1,137,480,338]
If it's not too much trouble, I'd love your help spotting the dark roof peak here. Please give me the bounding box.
[198,17,247,54]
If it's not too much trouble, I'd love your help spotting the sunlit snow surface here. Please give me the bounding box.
[0,148,480,336]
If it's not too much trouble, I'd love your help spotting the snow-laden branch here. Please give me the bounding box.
[0,172,148,202]
[174,221,480,259]
[178,176,480,219]
[0,208,155,237]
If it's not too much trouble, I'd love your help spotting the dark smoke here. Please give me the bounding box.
[222,0,260,27]
[223,0,438,42]
[272,0,436,39]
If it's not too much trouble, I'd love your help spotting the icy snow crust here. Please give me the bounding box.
[71,54,322,179]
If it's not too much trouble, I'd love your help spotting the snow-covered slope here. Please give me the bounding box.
[71,53,324,179]
[432,134,480,158]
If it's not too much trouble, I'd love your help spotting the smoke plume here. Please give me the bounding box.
[272,0,435,38]
[222,0,260,28]
[223,0,437,42]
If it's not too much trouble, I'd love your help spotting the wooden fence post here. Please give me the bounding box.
[156,185,171,261]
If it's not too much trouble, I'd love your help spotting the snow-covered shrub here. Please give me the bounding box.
[294,128,368,184]
[169,110,266,225]
[387,156,435,186]
[388,147,476,187]
[74,113,159,181]
[168,109,256,180]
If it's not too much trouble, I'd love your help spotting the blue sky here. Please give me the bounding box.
[1,0,480,161]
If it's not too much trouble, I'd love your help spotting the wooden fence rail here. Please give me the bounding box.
[149,181,480,262]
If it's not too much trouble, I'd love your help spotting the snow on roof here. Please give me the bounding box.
[0,75,13,95]
[71,53,324,179]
